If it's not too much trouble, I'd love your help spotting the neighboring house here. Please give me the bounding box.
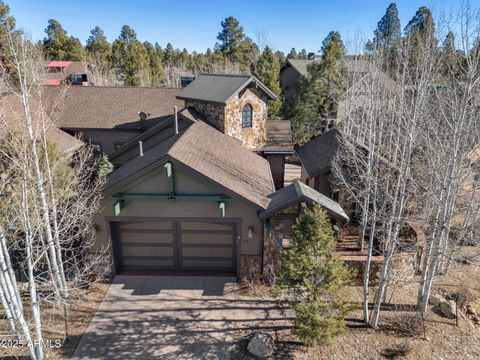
[46,86,184,155]
[0,93,83,153]
[280,57,395,116]
[45,61,91,86]
[296,129,359,222]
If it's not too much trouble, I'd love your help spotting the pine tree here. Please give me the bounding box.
[404,7,437,72]
[298,48,308,59]
[43,19,83,60]
[144,41,164,86]
[369,3,401,74]
[274,205,354,346]
[440,31,459,81]
[110,25,150,86]
[215,16,245,61]
[287,31,346,144]
[86,26,111,63]
[98,154,114,178]
[274,50,286,64]
[164,42,175,64]
[251,46,282,119]
[287,48,298,59]
[215,16,256,69]
[373,3,401,52]
[0,1,19,77]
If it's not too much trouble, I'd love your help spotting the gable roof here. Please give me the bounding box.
[0,93,83,153]
[260,120,294,154]
[104,121,275,208]
[297,129,341,177]
[283,58,395,88]
[108,107,200,163]
[45,86,183,130]
[259,180,349,221]
[176,74,276,104]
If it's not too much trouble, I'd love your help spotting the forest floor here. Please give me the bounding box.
[0,279,111,359]
[1,247,479,359]
[232,246,480,360]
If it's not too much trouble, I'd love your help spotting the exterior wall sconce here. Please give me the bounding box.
[248,226,254,239]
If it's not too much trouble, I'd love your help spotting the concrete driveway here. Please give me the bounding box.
[73,276,284,359]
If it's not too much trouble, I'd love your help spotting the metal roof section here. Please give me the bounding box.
[259,180,349,222]
[176,73,277,104]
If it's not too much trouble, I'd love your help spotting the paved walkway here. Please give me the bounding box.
[73,276,284,359]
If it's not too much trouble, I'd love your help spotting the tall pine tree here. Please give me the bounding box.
[404,7,437,72]
[110,25,150,86]
[251,46,282,119]
[86,26,111,64]
[43,19,83,60]
[287,31,346,144]
[368,3,401,74]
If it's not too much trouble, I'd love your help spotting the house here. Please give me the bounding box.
[45,61,91,86]
[51,74,294,189]
[176,74,294,189]
[45,86,183,155]
[0,73,348,279]
[0,93,83,153]
[280,57,395,113]
[91,115,349,277]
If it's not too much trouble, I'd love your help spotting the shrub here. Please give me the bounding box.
[274,204,355,345]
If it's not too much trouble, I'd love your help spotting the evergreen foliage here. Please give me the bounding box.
[144,41,164,86]
[110,25,150,86]
[274,205,354,346]
[404,6,437,71]
[86,26,111,63]
[43,19,83,60]
[371,3,401,52]
[367,3,401,73]
[98,154,114,179]
[287,31,346,144]
[287,48,298,59]
[251,46,282,119]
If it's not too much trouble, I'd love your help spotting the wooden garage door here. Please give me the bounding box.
[112,220,236,275]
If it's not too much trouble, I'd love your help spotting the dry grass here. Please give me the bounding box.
[233,246,480,360]
[0,280,110,359]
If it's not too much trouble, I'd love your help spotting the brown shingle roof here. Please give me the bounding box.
[260,120,294,154]
[45,86,183,130]
[297,129,341,177]
[104,121,275,208]
[0,93,83,153]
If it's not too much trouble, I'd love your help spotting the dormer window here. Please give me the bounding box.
[242,104,253,128]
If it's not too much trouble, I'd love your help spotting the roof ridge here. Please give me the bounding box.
[43,85,182,90]
[199,73,250,78]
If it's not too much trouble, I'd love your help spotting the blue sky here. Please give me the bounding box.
[8,0,478,53]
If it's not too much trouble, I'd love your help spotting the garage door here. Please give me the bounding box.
[111,220,237,275]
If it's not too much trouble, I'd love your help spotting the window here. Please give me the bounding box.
[242,104,253,128]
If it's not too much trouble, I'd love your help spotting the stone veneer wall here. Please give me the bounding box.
[224,87,268,150]
[186,86,268,150]
[239,255,262,281]
[185,100,225,132]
